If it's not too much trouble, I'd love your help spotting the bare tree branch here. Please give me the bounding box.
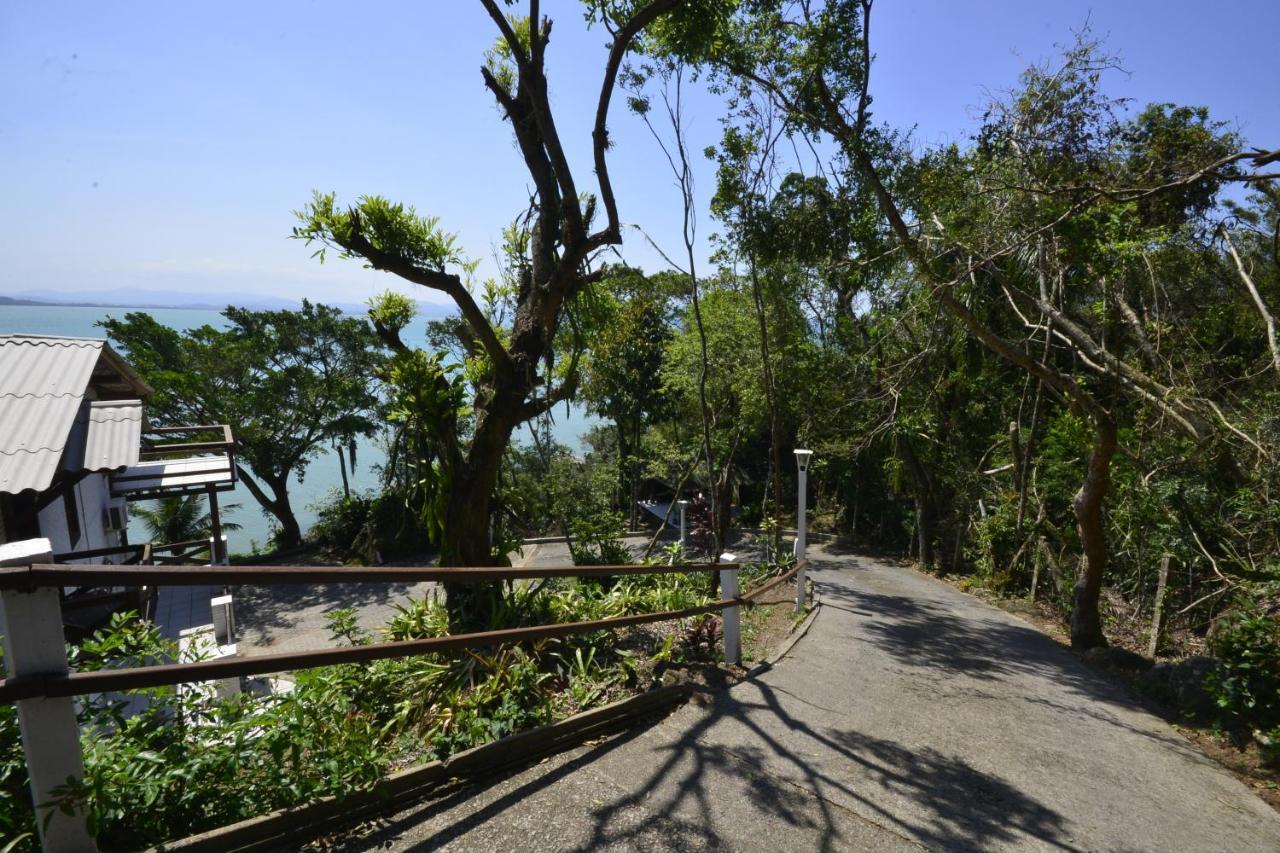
[1221,224,1280,380]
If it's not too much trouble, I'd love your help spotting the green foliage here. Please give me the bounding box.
[101,302,384,546]
[1206,610,1280,750]
[131,495,242,545]
[482,14,532,99]
[968,500,1023,592]
[0,648,34,852]
[1,569,733,847]
[367,290,417,334]
[293,192,470,274]
[308,490,376,553]
[308,487,439,562]
[567,510,631,567]
[632,1,1280,664]
[380,347,467,548]
[580,270,673,431]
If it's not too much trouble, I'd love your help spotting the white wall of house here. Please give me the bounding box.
[35,473,127,562]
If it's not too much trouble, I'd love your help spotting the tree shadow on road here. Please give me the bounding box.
[578,677,1078,852]
[235,580,436,652]
[805,557,1196,754]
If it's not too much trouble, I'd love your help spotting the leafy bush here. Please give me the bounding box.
[567,509,630,567]
[738,550,796,591]
[2,569,726,849]
[967,499,1023,593]
[1206,609,1280,757]
[1,648,34,852]
[309,490,375,550]
[309,488,434,560]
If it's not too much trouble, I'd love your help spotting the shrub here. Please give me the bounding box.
[1206,609,1280,754]
[1,648,35,852]
[567,510,630,568]
[309,490,375,550]
[309,488,434,560]
[2,571,723,848]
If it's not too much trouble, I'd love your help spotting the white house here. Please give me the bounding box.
[0,334,236,631]
[0,335,151,557]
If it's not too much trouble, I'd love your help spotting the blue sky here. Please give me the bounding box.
[2,1,1276,307]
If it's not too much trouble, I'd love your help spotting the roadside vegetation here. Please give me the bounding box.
[1,552,794,850]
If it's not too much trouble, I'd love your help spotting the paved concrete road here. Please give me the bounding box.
[236,580,438,655]
[341,546,1280,851]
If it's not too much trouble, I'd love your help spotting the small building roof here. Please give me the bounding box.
[0,336,152,494]
[62,400,145,473]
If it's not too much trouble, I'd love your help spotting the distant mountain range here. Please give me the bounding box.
[0,288,456,317]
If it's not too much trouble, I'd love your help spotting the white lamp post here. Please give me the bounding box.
[794,449,813,612]
[677,499,690,559]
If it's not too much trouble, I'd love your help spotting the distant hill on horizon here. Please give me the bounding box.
[0,288,456,318]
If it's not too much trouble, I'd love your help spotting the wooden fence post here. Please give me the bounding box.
[0,538,96,852]
[1030,541,1043,601]
[1040,537,1063,596]
[1148,554,1172,659]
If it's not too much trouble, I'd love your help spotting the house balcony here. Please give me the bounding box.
[110,424,237,502]
[53,535,228,639]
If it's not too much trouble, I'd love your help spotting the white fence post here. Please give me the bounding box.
[0,538,96,852]
[719,555,740,667]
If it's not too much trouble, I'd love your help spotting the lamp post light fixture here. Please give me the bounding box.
[794,449,813,612]
[677,499,690,559]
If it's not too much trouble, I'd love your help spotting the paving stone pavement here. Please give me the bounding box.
[234,579,439,655]
[153,583,218,642]
[337,544,1280,852]
[232,539,581,655]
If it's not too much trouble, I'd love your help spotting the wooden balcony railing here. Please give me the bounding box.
[137,424,235,461]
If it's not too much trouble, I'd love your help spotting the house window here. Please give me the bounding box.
[63,482,82,547]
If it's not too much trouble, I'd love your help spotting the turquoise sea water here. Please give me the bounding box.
[0,304,597,551]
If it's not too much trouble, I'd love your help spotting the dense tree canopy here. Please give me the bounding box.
[102,302,383,547]
[622,0,1279,650]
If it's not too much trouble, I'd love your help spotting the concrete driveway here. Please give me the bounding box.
[339,545,1280,851]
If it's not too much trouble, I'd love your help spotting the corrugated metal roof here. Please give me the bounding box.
[61,400,145,473]
[0,336,147,494]
[0,335,103,398]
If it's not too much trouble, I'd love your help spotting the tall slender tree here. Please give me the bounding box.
[293,1,684,622]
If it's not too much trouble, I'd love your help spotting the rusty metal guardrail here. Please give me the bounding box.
[0,536,806,851]
[0,559,803,703]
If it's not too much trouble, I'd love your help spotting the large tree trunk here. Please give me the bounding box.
[273,507,302,550]
[899,436,938,571]
[439,403,517,630]
[236,466,303,549]
[309,0,686,630]
[1070,418,1118,649]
